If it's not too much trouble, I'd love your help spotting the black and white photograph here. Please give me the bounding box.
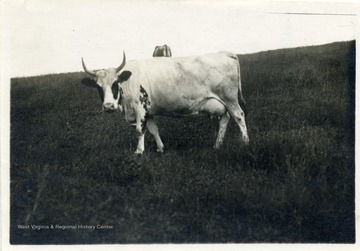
[1,0,358,250]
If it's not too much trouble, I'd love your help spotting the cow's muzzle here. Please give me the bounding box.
[103,103,116,112]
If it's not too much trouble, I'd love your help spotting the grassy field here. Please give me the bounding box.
[10,41,355,243]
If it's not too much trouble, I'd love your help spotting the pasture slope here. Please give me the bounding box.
[10,41,355,243]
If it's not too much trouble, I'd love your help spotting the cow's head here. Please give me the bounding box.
[81,52,132,112]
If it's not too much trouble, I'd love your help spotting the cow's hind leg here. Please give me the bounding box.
[214,112,230,149]
[147,118,164,152]
[225,102,249,145]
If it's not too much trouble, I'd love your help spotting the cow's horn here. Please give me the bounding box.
[115,51,126,73]
[81,57,96,77]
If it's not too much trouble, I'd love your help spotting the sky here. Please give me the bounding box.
[0,0,358,77]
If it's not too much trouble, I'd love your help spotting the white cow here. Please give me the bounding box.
[82,51,249,154]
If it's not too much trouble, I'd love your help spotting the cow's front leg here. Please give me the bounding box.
[135,130,146,155]
[147,118,164,152]
[134,111,147,154]
[134,85,151,154]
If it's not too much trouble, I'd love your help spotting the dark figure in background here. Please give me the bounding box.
[153,44,172,57]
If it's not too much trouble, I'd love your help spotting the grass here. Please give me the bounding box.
[10,41,355,243]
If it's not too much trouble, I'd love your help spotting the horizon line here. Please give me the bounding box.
[269,12,357,16]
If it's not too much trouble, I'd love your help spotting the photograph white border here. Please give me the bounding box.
[1,0,359,250]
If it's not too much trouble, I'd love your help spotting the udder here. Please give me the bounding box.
[199,98,227,117]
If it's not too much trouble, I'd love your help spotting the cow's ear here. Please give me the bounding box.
[81,77,98,88]
[82,78,104,101]
[118,71,132,83]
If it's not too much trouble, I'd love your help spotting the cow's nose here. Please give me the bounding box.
[103,103,115,111]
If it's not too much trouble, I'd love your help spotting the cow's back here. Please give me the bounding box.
[123,52,238,88]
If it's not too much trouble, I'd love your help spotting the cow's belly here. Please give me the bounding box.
[151,97,226,117]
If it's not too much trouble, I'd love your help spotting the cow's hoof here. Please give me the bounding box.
[213,144,221,150]
[134,150,143,155]
[157,148,164,153]
[242,137,250,146]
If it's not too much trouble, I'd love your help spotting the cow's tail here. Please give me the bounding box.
[234,55,247,115]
